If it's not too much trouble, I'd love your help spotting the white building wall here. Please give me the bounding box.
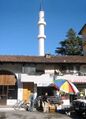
[45,69,54,74]
[57,74,86,83]
[21,73,53,87]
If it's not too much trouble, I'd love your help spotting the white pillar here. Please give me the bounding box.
[73,66,77,74]
[85,89,86,96]
[17,73,23,101]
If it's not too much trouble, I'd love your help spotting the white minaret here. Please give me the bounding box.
[38,0,46,56]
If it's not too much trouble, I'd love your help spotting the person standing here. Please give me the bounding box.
[42,92,49,112]
[28,92,34,112]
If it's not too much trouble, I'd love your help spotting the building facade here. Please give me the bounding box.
[0,55,86,105]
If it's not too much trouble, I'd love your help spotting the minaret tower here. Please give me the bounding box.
[38,0,46,56]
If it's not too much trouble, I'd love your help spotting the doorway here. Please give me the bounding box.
[0,70,17,105]
[0,86,8,105]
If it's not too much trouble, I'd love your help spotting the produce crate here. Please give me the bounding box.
[49,104,56,112]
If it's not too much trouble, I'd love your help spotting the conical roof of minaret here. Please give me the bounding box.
[40,0,44,11]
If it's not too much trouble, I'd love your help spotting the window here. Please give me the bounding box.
[8,85,17,99]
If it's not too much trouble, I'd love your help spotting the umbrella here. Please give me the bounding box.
[54,79,79,94]
[49,83,59,90]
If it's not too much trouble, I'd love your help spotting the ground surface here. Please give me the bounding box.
[0,110,84,119]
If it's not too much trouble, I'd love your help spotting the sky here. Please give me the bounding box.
[0,0,86,56]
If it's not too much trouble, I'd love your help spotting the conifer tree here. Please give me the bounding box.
[55,28,83,56]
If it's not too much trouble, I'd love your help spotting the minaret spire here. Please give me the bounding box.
[38,0,46,56]
[40,0,44,11]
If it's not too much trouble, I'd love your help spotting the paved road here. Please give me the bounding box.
[0,110,83,119]
[0,111,70,119]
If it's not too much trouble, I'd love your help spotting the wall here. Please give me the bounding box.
[1,63,86,105]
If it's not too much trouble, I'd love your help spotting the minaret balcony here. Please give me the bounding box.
[38,34,46,39]
[38,21,46,26]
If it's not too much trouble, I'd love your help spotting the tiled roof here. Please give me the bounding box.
[0,55,86,64]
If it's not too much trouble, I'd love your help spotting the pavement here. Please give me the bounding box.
[0,110,73,119]
[0,105,28,113]
[0,105,73,119]
[0,105,14,111]
[0,106,83,119]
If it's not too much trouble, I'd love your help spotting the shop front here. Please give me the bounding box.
[0,70,17,105]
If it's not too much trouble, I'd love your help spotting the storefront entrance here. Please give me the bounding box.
[0,86,8,105]
[23,82,34,102]
[0,70,17,105]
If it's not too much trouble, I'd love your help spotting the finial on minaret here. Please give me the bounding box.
[40,0,44,11]
[38,0,46,56]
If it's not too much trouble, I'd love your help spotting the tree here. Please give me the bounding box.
[55,28,83,56]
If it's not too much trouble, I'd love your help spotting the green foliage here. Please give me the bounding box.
[55,28,84,56]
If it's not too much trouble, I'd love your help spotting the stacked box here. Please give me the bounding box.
[49,104,56,112]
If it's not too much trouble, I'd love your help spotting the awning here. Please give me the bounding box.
[21,74,53,87]
[0,75,16,85]
[57,75,86,84]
